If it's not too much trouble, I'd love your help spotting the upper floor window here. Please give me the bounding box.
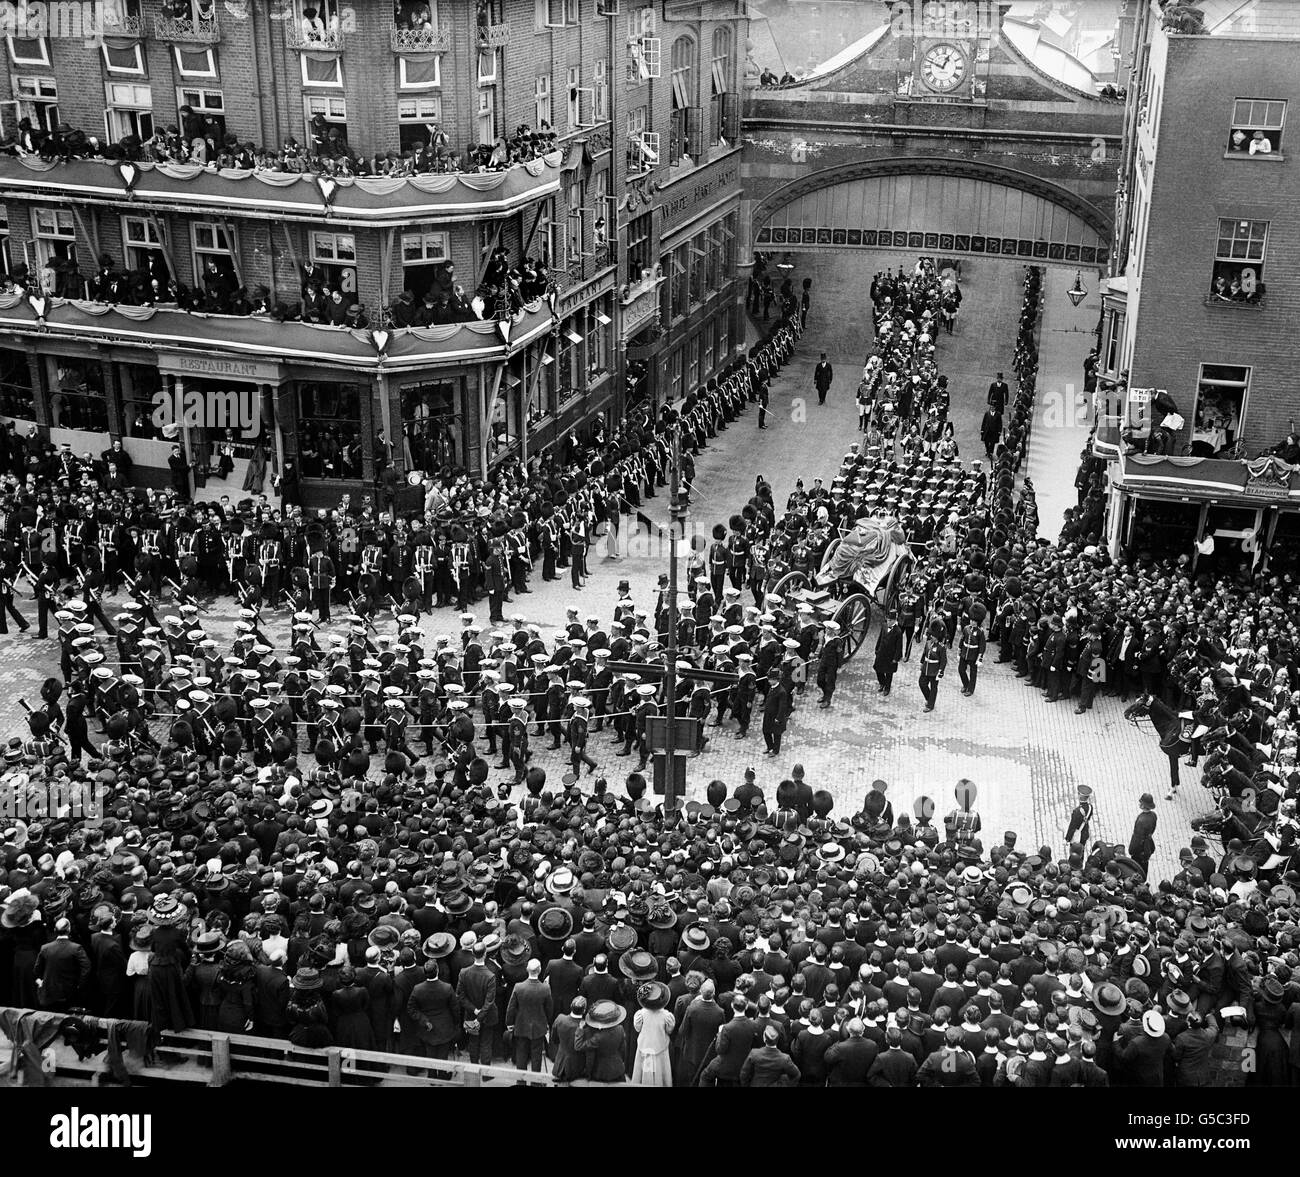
[1227,99,1284,156]
[102,41,146,75]
[669,36,699,166]
[1211,218,1267,302]
[710,26,735,146]
[6,36,49,68]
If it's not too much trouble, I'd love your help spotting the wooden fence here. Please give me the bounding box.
[0,1007,553,1088]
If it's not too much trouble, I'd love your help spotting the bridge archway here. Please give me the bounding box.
[752,157,1111,267]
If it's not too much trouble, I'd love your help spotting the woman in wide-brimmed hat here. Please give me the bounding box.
[1,891,43,1008]
[287,968,332,1049]
[632,981,675,1087]
[144,895,194,1033]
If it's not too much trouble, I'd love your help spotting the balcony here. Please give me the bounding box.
[477,21,511,48]
[153,14,219,43]
[0,294,558,372]
[102,12,146,38]
[391,25,451,52]
[0,152,566,226]
[287,25,345,51]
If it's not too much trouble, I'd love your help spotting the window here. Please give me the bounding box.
[669,36,699,165]
[173,46,217,78]
[102,42,145,75]
[566,177,585,262]
[687,334,700,390]
[1101,308,1126,377]
[1192,364,1250,456]
[0,76,58,136]
[689,234,705,304]
[398,95,443,150]
[537,198,562,270]
[192,221,236,288]
[536,0,566,27]
[534,73,552,128]
[627,104,656,175]
[627,21,661,83]
[401,230,450,264]
[123,216,170,282]
[295,382,363,480]
[669,247,688,317]
[401,380,459,472]
[400,229,450,300]
[300,53,342,87]
[0,206,8,276]
[1211,218,1267,300]
[310,231,356,298]
[669,347,684,401]
[587,294,612,377]
[177,87,225,138]
[594,59,608,120]
[476,87,496,145]
[297,0,343,40]
[104,82,153,141]
[478,49,497,84]
[305,95,347,147]
[627,211,652,276]
[567,66,582,128]
[710,26,734,145]
[49,357,108,433]
[394,0,439,31]
[398,54,440,90]
[0,347,34,420]
[1228,99,1284,155]
[6,37,49,67]
[31,207,76,275]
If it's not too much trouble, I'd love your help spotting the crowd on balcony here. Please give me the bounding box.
[0,111,559,181]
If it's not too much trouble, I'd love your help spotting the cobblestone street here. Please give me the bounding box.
[0,254,1196,882]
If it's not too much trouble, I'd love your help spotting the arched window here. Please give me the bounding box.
[710,26,734,146]
[669,34,698,165]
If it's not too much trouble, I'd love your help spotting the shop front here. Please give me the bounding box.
[1106,452,1300,575]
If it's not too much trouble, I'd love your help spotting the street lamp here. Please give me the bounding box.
[1067,270,1088,307]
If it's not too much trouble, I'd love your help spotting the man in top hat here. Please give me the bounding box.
[1129,794,1157,874]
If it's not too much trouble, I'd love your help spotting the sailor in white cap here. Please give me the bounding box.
[567,695,598,776]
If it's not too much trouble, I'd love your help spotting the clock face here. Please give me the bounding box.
[920,42,968,93]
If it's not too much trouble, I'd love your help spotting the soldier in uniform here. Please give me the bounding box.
[917,620,948,712]
[308,528,336,622]
[0,562,29,634]
[1064,784,1095,847]
[957,618,987,697]
[816,619,842,709]
[944,779,981,854]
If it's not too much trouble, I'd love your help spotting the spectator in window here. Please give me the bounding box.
[390,290,418,328]
[1248,130,1272,155]
[302,5,326,40]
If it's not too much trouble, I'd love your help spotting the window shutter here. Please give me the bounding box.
[687,106,703,159]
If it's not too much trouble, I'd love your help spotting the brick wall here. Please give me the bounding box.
[1128,33,1300,451]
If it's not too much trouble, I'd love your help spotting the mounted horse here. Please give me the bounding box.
[1124,693,1190,798]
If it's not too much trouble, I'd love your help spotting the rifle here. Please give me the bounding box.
[166,576,206,610]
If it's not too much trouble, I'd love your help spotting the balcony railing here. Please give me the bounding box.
[287,25,345,51]
[102,12,146,38]
[477,21,511,48]
[153,14,219,43]
[391,25,451,52]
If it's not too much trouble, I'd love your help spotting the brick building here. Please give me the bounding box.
[1094,0,1300,563]
[0,0,747,504]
